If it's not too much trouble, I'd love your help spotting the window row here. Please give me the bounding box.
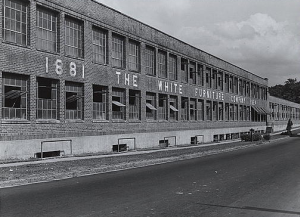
[2,73,267,123]
[2,0,267,100]
[269,102,300,121]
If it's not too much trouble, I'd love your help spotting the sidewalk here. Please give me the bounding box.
[0,129,297,188]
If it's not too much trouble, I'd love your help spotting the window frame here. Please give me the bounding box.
[36,77,59,120]
[111,34,125,69]
[92,27,108,65]
[93,85,108,120]
[3,0,29,46]
[65,81,84,120]
[65,16,84,58]
[128,40,140,72]
[36,6,58,53]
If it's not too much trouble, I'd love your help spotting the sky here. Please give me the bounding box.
[96,0,300,86]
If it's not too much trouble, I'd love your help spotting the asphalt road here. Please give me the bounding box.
[1,136,300,217]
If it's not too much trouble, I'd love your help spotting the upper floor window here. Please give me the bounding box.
[206,67,212,89]
[189,62,196,85]
[145,46,155,76]
[197,64,204,86]
[158,50,167,78]
[169,54,177,81]
[3,0,28,45]
[92,27,107,64]
[181,58,188,83]
[112,34,125,68]
[36,7,58,52]
[128,40,140,72]
[65,17,83,58]
[2,72,28,119]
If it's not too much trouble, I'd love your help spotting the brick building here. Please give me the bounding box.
[0,0,299,160]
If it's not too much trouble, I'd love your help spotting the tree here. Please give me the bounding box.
[269,78,300,104]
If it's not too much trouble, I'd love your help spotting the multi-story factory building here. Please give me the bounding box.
[0,0,299,159]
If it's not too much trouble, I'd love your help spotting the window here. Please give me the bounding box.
[92,27,107,64]
[229,104,234,121]
[158,50,167,78]
[146,92,156,120]
[213,101,218,121]
[112,88,125,120]
[239,105,244,121]
[219,102,224,121]
[65,82,83,120]
[197,99,204,121]
[158,94,167,120]
[197,64,204,86]
[112,34,125,68]
[235,104,239,120]
[233,77,238,94]
[93,85,107,120]
[169,95,178,121]
[128,40,140,72]
[190,98,197,121]
[3,0,28,45]
[206,100,212,121]
[36,7,58,52]
[181,97,188,120]
[181,58,188,83]
[229,76,233,93]
[37,77,58,120]
[217,71,223,91]
[2,72,28,119]
[225,74,229,92]
[189,62,196,85]
[145,46,155,76]
[225,103,229,121]
[206,68,211,89]
[65,17,83,58]
[129,90,140,120]
[212,70,217,89]
[169,54,177,81]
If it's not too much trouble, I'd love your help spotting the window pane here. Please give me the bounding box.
[3,0,28,45]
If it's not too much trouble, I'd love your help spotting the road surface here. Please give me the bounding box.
[1,136,300,217]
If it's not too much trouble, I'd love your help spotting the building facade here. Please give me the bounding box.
[0,0,299,160]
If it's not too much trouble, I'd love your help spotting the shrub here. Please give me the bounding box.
[263,133,271,141]
[252,133,262,141]
[241,133,262,142]
[241,134,251,141]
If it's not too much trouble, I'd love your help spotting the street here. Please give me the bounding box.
[1,136,300,217]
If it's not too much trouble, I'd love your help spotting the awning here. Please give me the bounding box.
[170,105,179,112]
[146,103,157,110]
[252,106,263,115]
[66,95,83,103]
[5,90,27,99]
[261,107,272,115]
[112,100,125,107]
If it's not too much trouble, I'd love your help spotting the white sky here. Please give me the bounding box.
[96,0,300,86]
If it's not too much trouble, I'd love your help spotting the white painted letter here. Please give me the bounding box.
[133,75,138,87]
[116,71,121,84]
